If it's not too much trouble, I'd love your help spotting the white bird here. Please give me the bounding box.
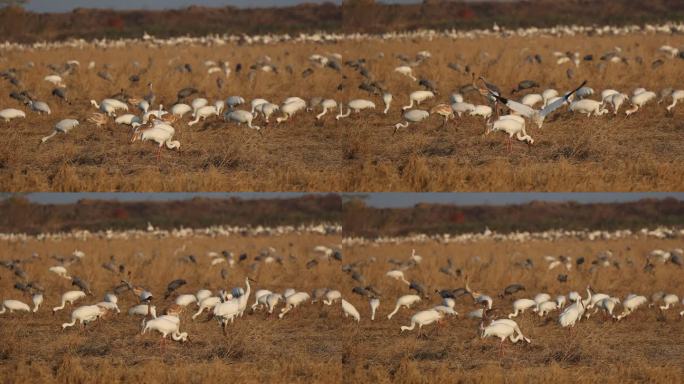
[393,109,429,133]
[0,108,26,123]
[196,289,212,304]
[625,91,656,116]
[480,321,528,353]
[279,292,310,319]
[115,114,142,126]
[62,305,108,330]
[536,300,558,316]
[175,294,198,307]
[370,297,380,321]
[41,119,79,143]
[533,293,551,305]
[400,309,443,334]
[252,289,273,310]
[665,90,684,113]
[225,110,261,131]
[142,315,188,344]
[387,294,421,319]
[188,105,218,126]
[450,93,464,104]
[542,89,559,106]
[469,105,492,119]
[488,319,530,343]
[276,99,307,123]
[451,102,475,117]
[192,296,223,320]
[593,297,620,318]
[606,93,628,115]
[383,92,393,114]
[336,99,376,120]
[131,123,180,159]
[386,270,410,285]
[659,294,679,310]
[402,91,434,110]
[250,98,269,114]
[48,265,72,280]
[569,99,609,116]
[485,116,534,150]
[191,98,208,114]
[616,294,648,320]
[53,290,86,313]
[323,290,342,305]
[341,299,360,322]
[508,299,536,318]
[488,80,587,128]
[256,102,279,123]
[521,94,543,107]
[556,295,567,308]
[394,65,417,81]
[32,293,43,313]
[44,74,65,86]
[316,99,338,120]
[0,299,31,314]
[129,304,157,318]
[265,293,283,314]
[226,96,245,109]
[171,103,192,118]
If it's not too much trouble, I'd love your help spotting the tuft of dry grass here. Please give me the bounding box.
[1,234,683,382]
[1,34,684,191]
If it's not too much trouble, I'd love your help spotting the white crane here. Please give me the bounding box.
[188,105,219,126]
[336,99,376,120]
[485,116,534,150]
[400,309,443,335]
[625,91,656,116]
[341,299,360,322]
[387,294,421,319]
[142,315,188,345]
[616,294,648,320]
[659,294,679,310]
[394,65,417,81]
[323,290,342,305]
[536,300,558,316]
[451,102,475,117]
[31,293,43,313]
[0,299,31,314]
[370,297,380,321]
[485,79,587,128]
[276,99,307,123]
[250,98,269,114]
[0,108,26,123]
[62,304,109,330]
[469,105,492,119]
[383,92,393,114]
[53,290,86,313]
[386,270,410,285]
[252,289,273,310]
[569,99,609,116]
[131,123,180,159]
[508,299,536,318]
[225,110,261,131]
[316,99,338,120]
[665,90,684,113]
[48,265,72,280]
[402,91,434,110]
[129,304,157,318]
[171,103,192,118]
[41,119,79,143]
[279,292,310,319]
[521,94,543,107]
[255,102,279,123]
[115,114,142,126]
[393,109,429,133]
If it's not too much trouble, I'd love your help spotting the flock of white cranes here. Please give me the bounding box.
[2,22,683,159]
[1,244,682,352]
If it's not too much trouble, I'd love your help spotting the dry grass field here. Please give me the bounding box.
[2,33,684,191]
[1,233,683,383]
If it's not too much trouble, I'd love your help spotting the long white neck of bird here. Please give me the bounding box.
[316,108,328,119]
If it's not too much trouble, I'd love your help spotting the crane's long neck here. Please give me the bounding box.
[245,278,251,300]
[41,130,58,143]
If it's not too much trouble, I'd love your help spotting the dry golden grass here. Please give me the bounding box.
[1,234,683,383]
[1,33,683,191]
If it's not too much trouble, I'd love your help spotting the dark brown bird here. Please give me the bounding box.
[164,279,187,299]
[511,80,539,94]
[503,284,526,295]
[71,276,93,295]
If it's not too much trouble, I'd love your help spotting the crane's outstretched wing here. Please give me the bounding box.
[540,80,587,117]
[477,76,501,97]
[490,94,536,118]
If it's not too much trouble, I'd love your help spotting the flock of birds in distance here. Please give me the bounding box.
[1,226,683,353]
[1,21,684,159]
